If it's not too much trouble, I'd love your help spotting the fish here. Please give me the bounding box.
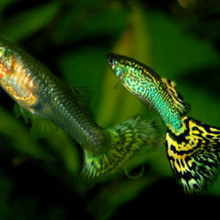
[0,37,163,184]
[107,53,220,193]
[0,37,107,149]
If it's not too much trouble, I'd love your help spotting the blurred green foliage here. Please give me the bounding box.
[0,0,220,219]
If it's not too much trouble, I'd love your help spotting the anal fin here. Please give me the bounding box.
[13,103,60,139]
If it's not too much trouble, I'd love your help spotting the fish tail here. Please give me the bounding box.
[81,115,164,184]
[166,116,220,193]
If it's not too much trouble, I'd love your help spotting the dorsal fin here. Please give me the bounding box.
[71,86,92,108]
[161,78,190,115]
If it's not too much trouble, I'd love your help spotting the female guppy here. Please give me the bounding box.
[107,53,220,193]
[0,38,163,183]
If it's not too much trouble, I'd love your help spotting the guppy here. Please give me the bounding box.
[0,37,163,183]
[107,53,220,194]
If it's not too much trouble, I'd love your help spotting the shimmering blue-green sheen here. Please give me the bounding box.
[107,54,183,133]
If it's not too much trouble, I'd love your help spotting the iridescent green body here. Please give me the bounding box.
[106,53,187,133]
[107,53,220,194]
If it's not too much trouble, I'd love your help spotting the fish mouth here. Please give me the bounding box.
[106,53,123,78]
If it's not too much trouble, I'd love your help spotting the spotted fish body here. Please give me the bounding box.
[107,53,220,193]
[0,38,163,184]
[106,54,190,134]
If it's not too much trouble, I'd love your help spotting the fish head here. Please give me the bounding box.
[106,53,149,96]
[106,53,132,80]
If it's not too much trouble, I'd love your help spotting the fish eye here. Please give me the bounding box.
[107,57,116,66]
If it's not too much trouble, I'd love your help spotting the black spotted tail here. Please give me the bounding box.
[166,116,220,194]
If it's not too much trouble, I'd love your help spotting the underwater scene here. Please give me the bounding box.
[0,0,220,219]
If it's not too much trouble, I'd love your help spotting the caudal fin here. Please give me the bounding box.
[81,115,164,184]
[166,116,220,194]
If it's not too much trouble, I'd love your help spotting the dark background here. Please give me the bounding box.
[0,0,220,219]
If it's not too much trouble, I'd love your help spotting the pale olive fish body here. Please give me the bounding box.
[0,37,107,149]
[0,38,163,184]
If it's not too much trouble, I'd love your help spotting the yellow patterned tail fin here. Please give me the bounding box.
[166,116,220,194]
[81,115,164,185]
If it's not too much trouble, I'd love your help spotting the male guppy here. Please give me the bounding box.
[107,53,220,193]
[0,37,163,183]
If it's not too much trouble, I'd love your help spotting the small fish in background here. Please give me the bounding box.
[0,37,164,184]
[107,53,220,194]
